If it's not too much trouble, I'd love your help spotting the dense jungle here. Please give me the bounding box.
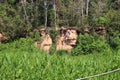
[0,0,120,80]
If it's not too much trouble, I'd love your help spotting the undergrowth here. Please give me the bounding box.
[0,37,120,80]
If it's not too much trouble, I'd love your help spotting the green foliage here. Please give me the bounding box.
[0,0,120,41]
[0,0,119,79]
[0,38,120,80]
[105,10,120,33]
[0,4,31,39]
[0,38,38,53]
[0,5,6,16]
[49,44,56,55]
[49,30,59,43]
[94,16,110,26]
[55,50,69,55]
[48,10,54,26]
[8,0,16,4]
[29,31,41,41]
[108,36,120,50]
[72,35,110,55]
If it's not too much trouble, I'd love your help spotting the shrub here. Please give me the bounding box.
[29,31,41,41]
[105,10,120,35]
[49,29,59,43]
[72,34,110,55]
[108,36,120,50]
[0,38,39,53]
[94,16,110,27]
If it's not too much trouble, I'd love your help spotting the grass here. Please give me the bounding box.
[0,38,120,80]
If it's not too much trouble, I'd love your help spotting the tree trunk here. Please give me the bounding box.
[81,0,84,26]
[86,0,90,26]
[86,0,89,16]
[21,0,31,25]
[53,0,57,29]
[44,1,48,28]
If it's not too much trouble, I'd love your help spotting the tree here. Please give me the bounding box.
[89,0,108,26]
